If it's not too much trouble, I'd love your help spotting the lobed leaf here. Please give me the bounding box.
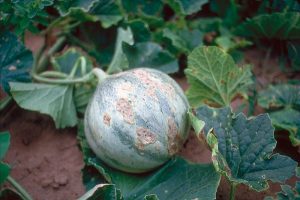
[173,0,208,15]
[10,82,77,129]
[258,84,300,146]
[185,46,253,107]
[123,42,179,74]
[196,106,298,191]
[0,31,33,94]
[235,12,300,40]
[56,0,123,28]
[162,28,203,53]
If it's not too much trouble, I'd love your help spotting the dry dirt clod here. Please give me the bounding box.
[54,174,69,186]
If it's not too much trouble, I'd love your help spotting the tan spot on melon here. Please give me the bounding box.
[136,127,156,150]
[116,98,135,124]
[167,117,183,156]
[103,113,111,126]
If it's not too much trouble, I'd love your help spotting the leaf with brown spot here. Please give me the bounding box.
[185,46,253,107]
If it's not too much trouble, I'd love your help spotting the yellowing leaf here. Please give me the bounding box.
[185,46,252,107]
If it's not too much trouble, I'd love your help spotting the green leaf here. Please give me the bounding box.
[51,48,93,77]
[185,46,253,107]
[258,84,300,146]
[107,27,134,74]
[210,0,239,27]
[215,36,252,52]
[125,20,151,43]
[287,41,300,71]
[56,0,123,28]
[74,83,97,115]
[78,122,220,200]
[10,82,77,129]
[0,131,10,160]
[173,0,208,15]
[121,0,163,16]
[122,42,179,74]
[0,31,33,94]
[0,1,53,35]
[188,111,205,137]
[235,12,300,40]
[0,131,10,185]
[162,28,203,53]
[78,184,123,200]
[0,162,10,185]
[144,194,159,200]
[196,106,298,191]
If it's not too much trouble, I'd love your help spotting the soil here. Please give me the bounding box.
[1,40,299,200]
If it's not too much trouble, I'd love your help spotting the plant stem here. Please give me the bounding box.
[36,36,66,73]
[7,176,33,200]
[32,71,94,84]
[39,71,69,79]
[229,183,237,200]
[92,68,108,83]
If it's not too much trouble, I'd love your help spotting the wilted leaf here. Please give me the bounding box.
[258,84,300,146]
[196,106,297,191]
[10,82,77,129]
[188,111,205,136]
[0,31,33,94]
[78,122,220,200]
[123,42,179,74]
[235,12,300,40]
[185,46,252,107]
[107,27,134,74]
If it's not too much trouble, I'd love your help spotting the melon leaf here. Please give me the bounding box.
[55,0,123,28]
[10,82,77,129]
[258,84,300,146]
[196,106,297,191]
[0,31,33,94]
[0,131,11,185]
[122,42,179,74]
[234,12,300,40]
[185,46,252,107]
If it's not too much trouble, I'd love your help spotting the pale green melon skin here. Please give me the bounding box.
[84,68,190,173]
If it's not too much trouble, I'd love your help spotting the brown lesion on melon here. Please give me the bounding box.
[103,113,111,126]
[167,117,183,156]
[135,127,156,150]
[116,82,134,98]
[132,69,175,101]
[116,98,135,124]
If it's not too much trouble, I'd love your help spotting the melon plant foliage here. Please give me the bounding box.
[0,0,299,199]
